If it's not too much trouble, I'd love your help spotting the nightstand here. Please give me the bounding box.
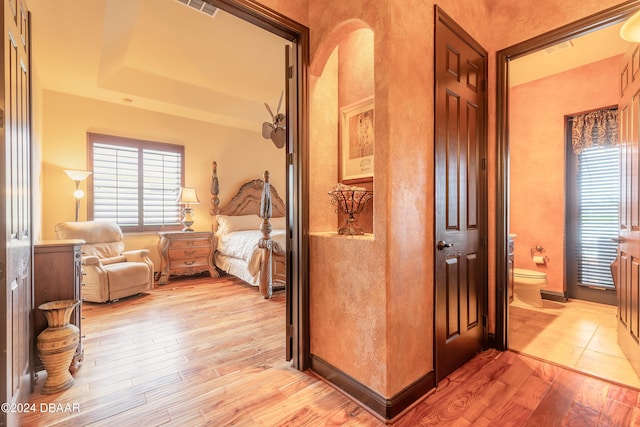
[158,231,218,285]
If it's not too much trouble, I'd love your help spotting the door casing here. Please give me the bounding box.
[204,0,310,369]
[495,0,640,349]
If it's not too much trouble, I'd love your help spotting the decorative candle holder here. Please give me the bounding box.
[328,184,373,235]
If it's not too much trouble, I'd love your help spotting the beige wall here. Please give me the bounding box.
[510,55,621,294]
[38,90,284,268]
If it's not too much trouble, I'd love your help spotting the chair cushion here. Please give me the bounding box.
[55,221,125,258]
[55,221,123,243]
[104,262,150,289]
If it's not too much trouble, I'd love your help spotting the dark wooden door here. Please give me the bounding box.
[1,0,33,425]
[617,43,640,378]
[434,8,487,383]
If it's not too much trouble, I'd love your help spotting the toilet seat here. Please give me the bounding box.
[514,268,546,280]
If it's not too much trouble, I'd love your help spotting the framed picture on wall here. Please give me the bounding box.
[339,96,374,183]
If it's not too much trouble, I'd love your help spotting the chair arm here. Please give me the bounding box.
[82,255,102,266]
[122,249,151,262]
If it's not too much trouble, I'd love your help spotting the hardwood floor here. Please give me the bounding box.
[22,275,640,426]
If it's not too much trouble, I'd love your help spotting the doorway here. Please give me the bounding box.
[27,0,309,369]
[496,1,640,388]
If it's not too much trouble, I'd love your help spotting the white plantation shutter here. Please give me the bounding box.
[89,134,183,231]
[143,148,182,226]
[576,145,619,289]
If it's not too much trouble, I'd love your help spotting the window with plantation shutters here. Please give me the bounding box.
[88,133,184,232]
[576,144,619,289]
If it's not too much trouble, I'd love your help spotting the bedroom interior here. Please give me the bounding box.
[31,0,288,267]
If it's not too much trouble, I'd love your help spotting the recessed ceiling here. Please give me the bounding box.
[28,0,289,131]
[510,22,631,86]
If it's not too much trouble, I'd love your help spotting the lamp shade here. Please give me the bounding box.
[176,187,200,205]
[63,169,92,182]
[621,10,640,42]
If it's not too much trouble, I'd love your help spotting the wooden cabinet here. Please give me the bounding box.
[32,240,85,377]
[158,231,218,285]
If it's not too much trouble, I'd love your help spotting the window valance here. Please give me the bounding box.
[571,109,618,154]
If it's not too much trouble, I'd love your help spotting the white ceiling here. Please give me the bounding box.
[510,22,631,86]
[28,0,289,132]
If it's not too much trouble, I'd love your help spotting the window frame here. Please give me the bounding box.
[565,110,619,306]
[87,133,185,233]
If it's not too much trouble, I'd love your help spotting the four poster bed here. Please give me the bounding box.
[209,161,286,299]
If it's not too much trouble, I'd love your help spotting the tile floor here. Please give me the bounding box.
[508,296,640,389]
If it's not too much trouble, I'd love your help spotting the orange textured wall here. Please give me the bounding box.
[337,29,374,232]
[263,0,634,402]
[307,0,494,398]
[510,55,621,294]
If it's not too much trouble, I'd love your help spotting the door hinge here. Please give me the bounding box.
[480,236,487,248]
[288,65,294,79]
[481,79,487,91]
[287,324,295,338]
[288,152,294,165]
[481,158,487,170]
[482,314,487,327]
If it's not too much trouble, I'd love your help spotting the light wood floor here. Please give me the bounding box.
[509,297,640,389]
[22,275,640,426]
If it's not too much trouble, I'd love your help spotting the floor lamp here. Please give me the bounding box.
[64,169,92,222]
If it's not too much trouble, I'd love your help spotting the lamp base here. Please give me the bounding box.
[181,208,195,232]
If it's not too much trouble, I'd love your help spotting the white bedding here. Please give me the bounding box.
[215,229,286,285]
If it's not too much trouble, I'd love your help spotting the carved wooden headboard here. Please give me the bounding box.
[209,161,286,219]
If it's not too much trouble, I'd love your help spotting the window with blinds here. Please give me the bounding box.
[576,144,619,289]
[88,133,184,232]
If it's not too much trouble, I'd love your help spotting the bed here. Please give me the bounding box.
[209,161,286,299]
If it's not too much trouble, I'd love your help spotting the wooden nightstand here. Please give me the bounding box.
[158,231,218,285]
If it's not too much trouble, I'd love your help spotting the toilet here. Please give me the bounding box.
[513,268,547,307]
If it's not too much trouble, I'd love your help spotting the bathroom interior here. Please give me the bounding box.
[507,20,640,389]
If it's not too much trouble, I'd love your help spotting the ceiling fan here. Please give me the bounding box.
[262,91,286,149]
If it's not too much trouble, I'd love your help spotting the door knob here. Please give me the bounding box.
[437,240,454,250]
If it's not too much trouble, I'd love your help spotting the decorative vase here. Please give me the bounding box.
[328,185,374,235]
[37,299,80,394]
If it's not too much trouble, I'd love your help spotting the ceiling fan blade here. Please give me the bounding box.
[264,102,275,120]
[262,122,273,139]
[271,127,285,149]
[276,90,284,115]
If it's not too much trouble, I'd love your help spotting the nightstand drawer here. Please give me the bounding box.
[168,238,211,248]
[169,256,210,270]
[168,246,211,259]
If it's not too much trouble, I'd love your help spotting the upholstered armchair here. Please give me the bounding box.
[54,221,154,303]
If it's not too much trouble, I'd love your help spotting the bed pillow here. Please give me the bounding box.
[270,216,286,230]
[216,214,261,235]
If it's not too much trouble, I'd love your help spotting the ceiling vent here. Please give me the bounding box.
[544,40,574,55]
[176,0,218,17]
